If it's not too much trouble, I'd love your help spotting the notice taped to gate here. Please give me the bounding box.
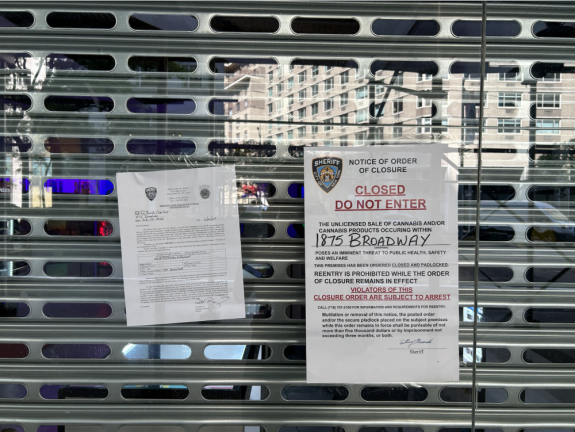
[305,145,459,383]
[117,166,245,326]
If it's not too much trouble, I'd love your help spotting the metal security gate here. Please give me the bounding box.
[1,1,575,431]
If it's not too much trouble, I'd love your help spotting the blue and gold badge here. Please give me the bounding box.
[312,157,343,193]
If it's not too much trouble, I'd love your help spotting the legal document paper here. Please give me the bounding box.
[117,166,245,326]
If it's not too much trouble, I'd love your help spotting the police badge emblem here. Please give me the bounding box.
[312,157,343,193]
[199,184,210,199]
[145,187,157,201]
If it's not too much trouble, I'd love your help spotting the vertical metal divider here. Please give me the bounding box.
[471,2,488,431]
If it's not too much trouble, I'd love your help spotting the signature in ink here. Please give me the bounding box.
[204,216,217,222]
[195,296,230,309]
[399,338,433,348]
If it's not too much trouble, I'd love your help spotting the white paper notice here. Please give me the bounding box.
[305,144,459,383]
[117,166,245,326]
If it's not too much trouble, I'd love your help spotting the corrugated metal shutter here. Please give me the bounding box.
[1,1,575,431]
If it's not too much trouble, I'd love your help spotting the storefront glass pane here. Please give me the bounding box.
[0,1,545,430]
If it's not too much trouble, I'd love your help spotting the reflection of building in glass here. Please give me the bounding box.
[262,63,372,150]
[222,60,439,153]
[463,346,483,364]
[222,61,375,152]
[449,61,574,167]
[221,62,267,152]
[220,59,575,167]
[463,306,484,322]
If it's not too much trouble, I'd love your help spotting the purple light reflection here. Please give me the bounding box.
[0,178,30,194]
[44,179,114,195]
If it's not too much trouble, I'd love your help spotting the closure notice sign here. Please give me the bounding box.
[304,145,459,383]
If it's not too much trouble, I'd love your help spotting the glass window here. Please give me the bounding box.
[417,117,432,133]
[355,132,367,145]
[417,72,432,82]
[356,86,367,100]
[417,97,431,108]
[312,65,319,77]
[536,119,560,134]
[499,70,521,81]
[463,92,487,109]
[541,71,561,81]
[371,102,385,118]
[325,78,334,91]
[356,108,368,123]
[497,118,521,134]
[537,93,560,108]
[7,8,570,423]
[311,103,319,115]
[498,93,522,107]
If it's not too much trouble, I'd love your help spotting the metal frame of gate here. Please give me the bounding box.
[2,1,575,431]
